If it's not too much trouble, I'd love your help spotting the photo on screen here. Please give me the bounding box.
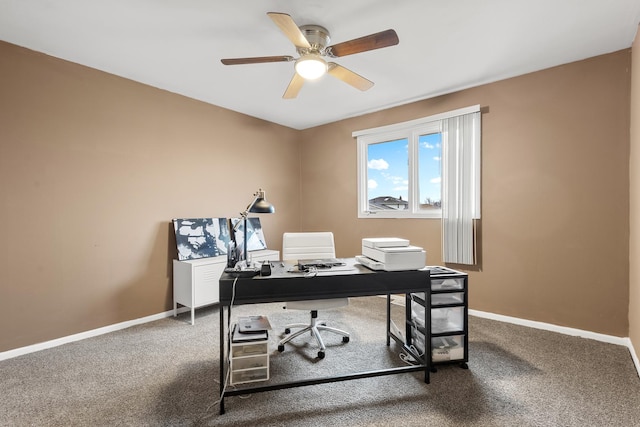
[230,217,268,256]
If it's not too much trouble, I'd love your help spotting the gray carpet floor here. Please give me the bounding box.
[1,296,639,426]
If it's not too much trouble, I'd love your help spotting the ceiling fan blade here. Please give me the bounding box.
[221,55,294,65]
[267,12,311,49]
[327,63,374,91]
[283,73,304,99]
[327,29,399,57]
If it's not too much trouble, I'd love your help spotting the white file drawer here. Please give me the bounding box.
[232,354,268,371]
[431,277,465,291]
[431,292,464,306]
[411,328,465,362]
[231,341,268,358]
[412,301,464,334]
[231,367,269,385]
[412,278,465,302]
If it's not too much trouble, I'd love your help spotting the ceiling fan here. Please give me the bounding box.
[220,12,399,99]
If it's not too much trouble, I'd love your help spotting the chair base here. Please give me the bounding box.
[278,310,350,359]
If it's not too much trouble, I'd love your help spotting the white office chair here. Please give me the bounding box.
[277,232,350,359]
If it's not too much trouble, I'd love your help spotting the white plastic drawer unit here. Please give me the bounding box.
[232,355,268,370]
[431,277,465,291]
[431,292,464,306]
[412,278,465,302]
[230,354,269,385]
[411,328,466,362]
[231,342,269,358]
[411,301,464,334]
[231,368,269,385]
[230,341,270,385]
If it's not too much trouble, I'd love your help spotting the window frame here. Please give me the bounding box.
[354,105,480,219]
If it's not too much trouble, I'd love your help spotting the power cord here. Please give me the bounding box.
[207,276,239,411]
[303,266,318,278]
[399,293,426,365]
[399,344,425,365]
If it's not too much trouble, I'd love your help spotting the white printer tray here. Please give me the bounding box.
[361,245,426,271]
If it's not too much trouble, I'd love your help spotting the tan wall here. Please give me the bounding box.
[0,40,632,353]
[301,50,631,337]
[630,28,640,353]
[0,42,301,352]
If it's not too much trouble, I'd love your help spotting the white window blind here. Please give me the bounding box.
[441,111,481,265]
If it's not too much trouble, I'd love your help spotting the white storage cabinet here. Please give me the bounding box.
[173,249,279,324]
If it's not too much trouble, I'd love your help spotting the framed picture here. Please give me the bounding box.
[231,217,268,255]
[172,218,231,260]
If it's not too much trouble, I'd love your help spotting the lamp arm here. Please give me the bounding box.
[231,214,250,267]
[237,205,254,267]
[233,193,260,233]
[232,210,248,232]
[232,189,272,269]
[244,195,260,214]
[233,200,254,232]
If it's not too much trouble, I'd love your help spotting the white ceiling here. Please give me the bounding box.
[1,0,640,130]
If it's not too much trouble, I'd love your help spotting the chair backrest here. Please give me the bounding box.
[282,232,336,261]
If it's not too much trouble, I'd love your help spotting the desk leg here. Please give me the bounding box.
[219,305,225,415]
[386,294,391,346]
[405,294,412,348]
[424,283,431,384]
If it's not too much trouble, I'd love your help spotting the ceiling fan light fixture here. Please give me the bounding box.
[295,54,327,80]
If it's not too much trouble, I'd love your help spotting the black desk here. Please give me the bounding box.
[218,258,431,414]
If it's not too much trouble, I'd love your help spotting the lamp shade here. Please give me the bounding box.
[248,189,275,214]
[295,54,327,80]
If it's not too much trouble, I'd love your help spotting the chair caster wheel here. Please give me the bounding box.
[278,344,285,352]
[284,328,291,334]
[342,336,350,343]
[317,351,325,359]
[460,362,468,369]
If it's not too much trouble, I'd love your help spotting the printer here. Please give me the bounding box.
[356,237,426,271]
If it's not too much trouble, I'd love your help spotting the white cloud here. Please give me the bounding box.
[430,177,441,184]
[422,142,435,149]
[433,156,441,161]
[382,173,406,185]
[368,179,378,189]
[368,158,389,170]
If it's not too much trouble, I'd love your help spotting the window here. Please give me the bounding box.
[355,105,480,220]
[357,125,441,218]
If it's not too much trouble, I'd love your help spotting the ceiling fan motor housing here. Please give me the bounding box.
[298,25,330,54]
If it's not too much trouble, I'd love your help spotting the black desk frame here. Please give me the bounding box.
[218,260,431,414]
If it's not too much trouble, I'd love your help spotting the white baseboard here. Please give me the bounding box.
[469,309,628,345]
[627,337,640,377]
[0,307,190,362]
[469,309,640,378]
[2,305,639,380]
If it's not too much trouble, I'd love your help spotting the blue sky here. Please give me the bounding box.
[367,133,441,204]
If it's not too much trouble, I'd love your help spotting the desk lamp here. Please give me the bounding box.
[234,189,275,268]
